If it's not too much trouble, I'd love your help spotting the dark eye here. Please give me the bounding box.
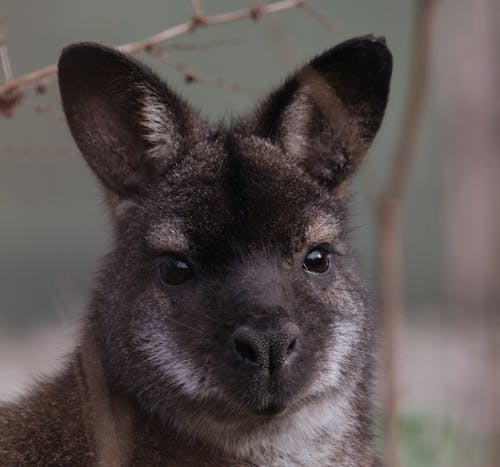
[302,247,331,275]
[158,255,194,286]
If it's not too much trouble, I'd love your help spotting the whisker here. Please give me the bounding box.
[163,315,208,337]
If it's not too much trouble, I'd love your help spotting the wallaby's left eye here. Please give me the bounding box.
[302,247,331,275]
[158,255,194,286]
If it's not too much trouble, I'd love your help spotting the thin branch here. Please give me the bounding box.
[0,16,14,82]
[21,96,65,120]
[0,92,22,117]
[190,0,205,20]
[254,1,300,68]
[0,63,56,99]
[386,3,435,202]
[298,2,351,35]
[377,1,436,467]
[0,0,303,103]
[148,45,261,95]
[118,0,303,52]
[165,38,242,52]
[0,47,13,81]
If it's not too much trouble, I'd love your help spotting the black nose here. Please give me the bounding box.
[231,323,299,370]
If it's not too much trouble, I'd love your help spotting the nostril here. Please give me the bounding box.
[286,337,297,356]
[234,338,258,364]
[232,327,266,367]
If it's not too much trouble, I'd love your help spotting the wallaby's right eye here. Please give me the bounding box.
[302,246,332,275]
[157,255,194,286]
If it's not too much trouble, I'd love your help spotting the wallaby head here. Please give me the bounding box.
[57,36,392,459]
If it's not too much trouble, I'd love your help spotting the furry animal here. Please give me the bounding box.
[0,35,392,466]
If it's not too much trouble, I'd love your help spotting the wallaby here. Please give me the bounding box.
[0,35,392,466]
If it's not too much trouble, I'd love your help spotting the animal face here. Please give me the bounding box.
[58,37,391,443]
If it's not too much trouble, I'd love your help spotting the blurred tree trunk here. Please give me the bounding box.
[436,0,500,463]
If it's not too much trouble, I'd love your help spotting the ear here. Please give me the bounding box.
[58,43,201,196]
[250,35,392,188]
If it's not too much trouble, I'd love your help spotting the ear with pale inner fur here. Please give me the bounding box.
[249,35,392,188]
[58,42,200,196]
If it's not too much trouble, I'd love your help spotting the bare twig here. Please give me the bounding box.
[0,48,14,81]
[0,16,14,82]
[0,92,22,117]
[252,1,300,68]
[117,0,303,51]
[0,0,303,108]
[21,96,65,120]
[0,64,56,101]
[190,0,205,21]
[377,1,436,466]
[386,6,435,202]
[298,2,351,35]
[148,45,261,94]
[165,38,242,52]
